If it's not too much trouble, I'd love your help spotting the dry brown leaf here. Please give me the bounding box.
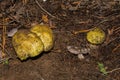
[42,14,49,23]
[22,0,29,4]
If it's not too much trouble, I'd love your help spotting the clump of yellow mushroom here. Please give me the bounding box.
[12,24,54,60]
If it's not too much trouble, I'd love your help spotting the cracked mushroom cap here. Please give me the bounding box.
[12,30,44,60]
[30,24,54,51]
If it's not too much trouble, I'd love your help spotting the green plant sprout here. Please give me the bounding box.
[97,62,107,75]
[97,62,120,75]
[3,58,9,65]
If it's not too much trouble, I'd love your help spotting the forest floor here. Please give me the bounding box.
[0,0,120,80]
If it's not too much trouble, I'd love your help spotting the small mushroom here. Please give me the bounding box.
[86,27,105,44]
[67,46,90,60]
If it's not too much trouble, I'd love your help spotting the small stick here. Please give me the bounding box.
[73,29,91,34]
[114,27,120,34]
[0,43,11,57]
[112,44,120,53]
[73,27,96,34]
[35,0,58,19]
[107,68,120,74]
[1,18,6,58]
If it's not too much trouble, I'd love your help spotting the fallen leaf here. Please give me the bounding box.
[42,14,49,23]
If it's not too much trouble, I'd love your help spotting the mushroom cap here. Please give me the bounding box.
[86,27,105,44]
[12,30,44,60]
[30,24,54,51]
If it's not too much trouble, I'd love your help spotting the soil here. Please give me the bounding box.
[0,0,120,80]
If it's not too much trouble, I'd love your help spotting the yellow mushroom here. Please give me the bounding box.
[30,24,54,51]
[86,27,105,44]
[12,24,54,60]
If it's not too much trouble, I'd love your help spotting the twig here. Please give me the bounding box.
[1,18,6,58]
[112,44,120,53]
[73,27,96,34]
[0,43,11,57]
[114,27,120,34]
[95,14,120,26]
[107,68,120,74]
[103,25,120,46]
[35,0,59,19]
